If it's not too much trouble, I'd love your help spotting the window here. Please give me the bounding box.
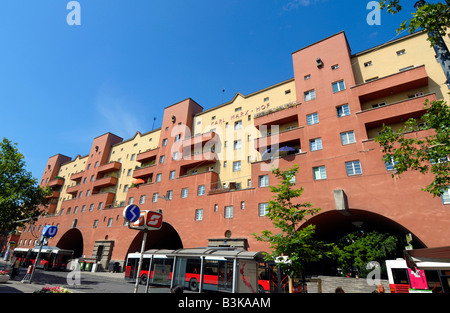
[175,134,181,142]
[131,154,136,161]
[259,203,269,216]
[91,175,95,182]
[331,64,339,70]
[159,155,165,164]
[81,205,86,213]
[233,140,241,150]
[98,202,103,210]
[310,138,323,151]
[195,209,203,221]
[124,185,129,192]
[340,131,356,145]
[313,166,327,180]
[162,138,168,146]
[89,204,94,211]
[95,161,99,168]
[225,206,233,219]
[364,61,373,67]
[198,185,205,196]
[86,189,91,197]
[93,220,98,228]
[127,169,132,176]
[259,175,269,187]
[336,104,351,117]
[214,204,218,212]
[234,120,242,130]
[181,188,188,198]
[235,107,242,112]
[172,152,179,160]
[346,160,362,176]
[167,190,173,200]
[128,197,134,205]
[304,74,311,80]
[156,173,162,182]
[396,49,406,56]
[233,161,241,172]
[307,113,319,125]
[332,80,346,93]
[441,188,450,204]
[169,170,176,180]
[78,191,83,198]
[385,157,398,171]
[107,218,113,227]
[152,193,158,203]
[304,89,316,101]
[140,195,146,204]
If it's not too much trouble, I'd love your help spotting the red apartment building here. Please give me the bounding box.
[11,31,450,271]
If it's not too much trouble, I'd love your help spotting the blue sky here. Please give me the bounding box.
[0,0,421,180]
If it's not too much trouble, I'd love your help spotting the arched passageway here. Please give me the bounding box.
[56,228,84,258]
[301,209,427,276]
[125,222,183,260]
[303,209,426,248]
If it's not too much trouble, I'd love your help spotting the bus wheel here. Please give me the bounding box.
[140,274,148,285]
[189,278,199,291]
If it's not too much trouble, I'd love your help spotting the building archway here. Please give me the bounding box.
[301,209,427,276]
[56,228,84,258]
[303,209,426,248]
[125,222,183,260]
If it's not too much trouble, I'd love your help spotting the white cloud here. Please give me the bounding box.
[95,82,144,139]
[283,0,325,10]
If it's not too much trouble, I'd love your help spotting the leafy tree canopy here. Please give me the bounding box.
[0,138,50,235]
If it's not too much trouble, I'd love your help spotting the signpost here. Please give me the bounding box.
[22,225,58,284]
[123,205,163,293]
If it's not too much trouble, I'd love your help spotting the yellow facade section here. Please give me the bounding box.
[192,78,297,188]
[352,31,450,109]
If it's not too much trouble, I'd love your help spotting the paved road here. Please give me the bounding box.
[0,262,170,293]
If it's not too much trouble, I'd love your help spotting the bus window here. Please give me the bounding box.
[151,257,174,285]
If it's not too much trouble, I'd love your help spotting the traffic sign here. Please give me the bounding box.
[42,225,58,238]
[131,210,163,230]
[123,204,141,223]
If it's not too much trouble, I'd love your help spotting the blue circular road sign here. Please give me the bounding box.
[123,204,141,223]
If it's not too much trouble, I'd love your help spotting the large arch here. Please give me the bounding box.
[56,228,84,258]
[303,209,427,248]
[124,222,183,260]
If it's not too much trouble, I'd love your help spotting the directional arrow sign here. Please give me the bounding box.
[123,204,141,223]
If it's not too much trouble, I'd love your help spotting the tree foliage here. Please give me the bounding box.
[332,230,402,278]
[379,0,450,45]
[0,138,50,234]
[253,165,333,279]
[375,99,450,197]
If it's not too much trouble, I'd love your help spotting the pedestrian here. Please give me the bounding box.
[372,283,385,293]
[335,286,345,293]
[11,258,20,279]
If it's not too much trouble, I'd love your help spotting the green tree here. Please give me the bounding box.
[375,99,450,197]
[333,230,402,278]
[253,165,333,286]
[379,0,450,45]
[0,138,50,234]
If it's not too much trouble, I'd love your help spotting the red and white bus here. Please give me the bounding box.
[386,258,450,293]
[124,248,292,293]
[15,246,74,271]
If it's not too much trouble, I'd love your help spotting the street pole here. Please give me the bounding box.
[133,229,148,293]
[28,240,44,284]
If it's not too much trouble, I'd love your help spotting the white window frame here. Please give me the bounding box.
[224,206,233,219]
[259,203,269,217]
[304,89,316,102]
[340,131,356,145]
[313,166,327,180]
[259,175,269,187]
[346,160,362,176]
[307,112,319,125]
[310,138,323,151]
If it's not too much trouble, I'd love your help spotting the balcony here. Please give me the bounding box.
[132,164,156,179]
[70,171,84,181]
[46,191,60,199]
[93,176,118,190]
[255,126,304,153]
[351,65,429,103]
[356,93,437,129]
[97,161,121,175]
[47,178,64,188]
[254,103,299,129]
[66,184,80,196]
[179,151,217,175]
[136,148,159,163]
[183,131,217,150]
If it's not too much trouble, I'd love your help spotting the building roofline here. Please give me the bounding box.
[196,77,295,116]
[291,30,349,55]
